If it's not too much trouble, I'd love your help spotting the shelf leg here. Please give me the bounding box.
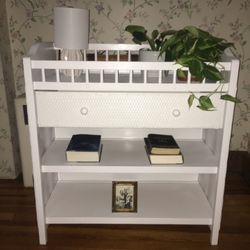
[210,225,219,245]
[36,220,47,245]
[38,229,47,245]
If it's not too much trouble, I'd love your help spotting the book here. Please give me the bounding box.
[144,138,183,165]
[144,140,183,164]
[146,134,180,155]
[147,151,183,165]
[66,134,102,162]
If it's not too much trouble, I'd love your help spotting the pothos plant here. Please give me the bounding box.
[125,25,175,51]
[125,25,240,111]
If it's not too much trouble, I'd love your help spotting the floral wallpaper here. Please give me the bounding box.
[0,0,20,179]
[0,0,249,181]
[0,56,18,178]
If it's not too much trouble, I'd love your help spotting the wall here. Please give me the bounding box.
[0,56,19,178]
[0,0,21,178]
[2,0,250,152]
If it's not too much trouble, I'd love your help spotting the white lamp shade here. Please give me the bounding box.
[54,7,89,49]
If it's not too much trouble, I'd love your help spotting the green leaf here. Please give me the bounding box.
[188,59,204,78]
[197,39,217,50]
[188,94,195,108]
[155,39,162,50]
[132,37,142,45]
[177,68,187,79]
[187,39,198,55]
[151,30,159,40]
[159,33,182,56]
[185,26,216,41]
[176,57,192,67]
[184,26,200,37]
[125,25,146,34]
[203,64,224,81]
[198,96,215,111]
[175,43,185,56]
[217,42,234,51]
[133,31,147,42]
[197,105,213,111]
[160,30,176,39]
[147,37,156,51]
[220,94,241,103]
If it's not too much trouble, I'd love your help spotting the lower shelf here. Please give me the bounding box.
[45,181,212,225]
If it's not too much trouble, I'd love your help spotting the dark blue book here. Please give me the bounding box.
[66,134,102,162]
[146,134,180,155]
[144,137,183,164]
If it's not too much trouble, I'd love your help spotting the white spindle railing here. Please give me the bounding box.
[28,43,234,92]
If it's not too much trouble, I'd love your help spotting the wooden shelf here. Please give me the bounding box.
[46,181,212,225]
[41,139,218,174]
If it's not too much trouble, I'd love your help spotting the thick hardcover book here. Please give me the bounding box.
[146,134,180,155]
[145,139,183,165]
[148,151,183,164]
[66,134,102,162]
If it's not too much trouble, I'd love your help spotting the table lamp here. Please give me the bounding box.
[54,7,89,76]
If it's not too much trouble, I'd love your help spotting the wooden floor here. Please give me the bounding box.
[0,152,250,250]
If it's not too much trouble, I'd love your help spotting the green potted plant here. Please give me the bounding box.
[125,25,240,110]
[125,25,175,52]
[125,25,175,62]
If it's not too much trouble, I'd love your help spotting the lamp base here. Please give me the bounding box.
[60,49,83,77]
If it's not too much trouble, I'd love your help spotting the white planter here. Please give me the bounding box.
[139,50,166,78]
[139,50,165,62]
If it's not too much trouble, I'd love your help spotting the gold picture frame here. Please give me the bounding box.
[112,181,138,213]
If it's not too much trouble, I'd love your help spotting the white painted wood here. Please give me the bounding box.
[31,57,231,72]
[35,92,225,128]
[198,174,217,209]
[57,173,199,182]
[23,57,47,245]
[54,128,203,140]
[41,139,218,174]
[210,59,240,245]
[33,82,228,92]
[23,42,239,245]
[28,42,231,93]
[46,181,212,225]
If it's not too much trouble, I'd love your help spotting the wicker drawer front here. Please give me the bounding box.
[35,91,225,128]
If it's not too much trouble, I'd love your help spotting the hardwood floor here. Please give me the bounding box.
[0,152,250,250]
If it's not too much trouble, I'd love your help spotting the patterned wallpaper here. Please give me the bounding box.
[0,56,18,178]
[0,0,20,178]
[0,1,249,180]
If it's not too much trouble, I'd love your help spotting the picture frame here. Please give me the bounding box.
[112,181,138,213]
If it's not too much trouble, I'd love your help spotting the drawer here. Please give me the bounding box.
[35,92,225,128]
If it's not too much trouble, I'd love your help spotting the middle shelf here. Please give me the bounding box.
[41,139,219,174]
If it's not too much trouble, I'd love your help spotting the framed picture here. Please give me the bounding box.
[112,181,138,213]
